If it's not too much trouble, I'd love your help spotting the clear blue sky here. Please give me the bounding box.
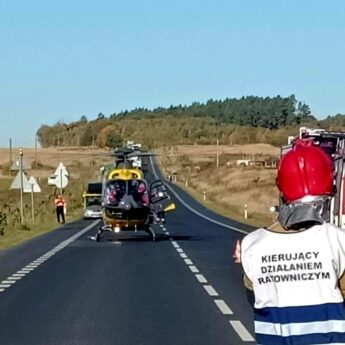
[1,0,345,147]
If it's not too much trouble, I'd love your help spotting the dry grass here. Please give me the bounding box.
[0,146,113,249]
[0,143,280,249]
[158,144,281,227]
[168,143,279,156]
[0,147,111,179]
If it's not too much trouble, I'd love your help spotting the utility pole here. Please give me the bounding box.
[31,182,35,220]
[19,147,24,224]
[216,139,219,168]
[35,136,38,170]
[9,138,12,177]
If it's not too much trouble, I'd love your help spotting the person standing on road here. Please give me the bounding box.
[55,194,66,224]
[241,140,345,345]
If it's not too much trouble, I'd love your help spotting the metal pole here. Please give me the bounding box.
[9,138,12,177]
[216,139,219,168]
[19,147,24,224]
[60,169,63,195]
[31,183,34,220]
[35,136,38,170]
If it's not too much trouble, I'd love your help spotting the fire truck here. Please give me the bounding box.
[282,127,345,229]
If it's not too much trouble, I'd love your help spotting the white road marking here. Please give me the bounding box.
[195,274,207,283]
[204,285,219,296]
[0,220,100,293]
[171,241,180,248]
[215,299,233,315]
[150,157,255,342]
[162,227,167,231]
[184,259,193,265]
[176,248,184,253]
[7,276,22,280]
[229,320,255,342]
[0,284,12,288]
[180,253,188,259]
[166,232,170,235]
[189,265,199,273]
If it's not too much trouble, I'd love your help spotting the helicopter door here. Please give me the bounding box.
[149,180,169,204]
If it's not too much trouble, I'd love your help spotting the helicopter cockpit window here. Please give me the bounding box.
[105,180,126,205]
[128,180,149,206]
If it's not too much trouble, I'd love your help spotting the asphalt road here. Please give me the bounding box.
[0,158,257,345]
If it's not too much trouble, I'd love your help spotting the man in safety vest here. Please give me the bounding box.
[241,139,345,345]
[55,194,66,224]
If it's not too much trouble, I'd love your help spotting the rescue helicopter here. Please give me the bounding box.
[90,147,175,242]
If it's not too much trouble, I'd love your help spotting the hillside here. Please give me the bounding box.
[36,95,318,149]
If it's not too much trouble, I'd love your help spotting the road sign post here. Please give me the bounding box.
[31,183,34,220]
[19,147,24,224]
[60,169,62,195]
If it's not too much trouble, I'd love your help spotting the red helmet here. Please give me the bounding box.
[277,139,334,203]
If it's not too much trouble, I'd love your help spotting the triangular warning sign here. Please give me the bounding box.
[24,176,41,193]
[10,171,30,190]
[10,159,32,171]
[54,162,69,176]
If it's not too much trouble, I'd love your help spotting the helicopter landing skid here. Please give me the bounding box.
[89,224,113,242]
[90,224,156,242]
[146,226,156,242]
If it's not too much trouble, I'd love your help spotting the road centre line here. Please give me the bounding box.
[150,158,255,341]
[214,299,233,315]
[204,285,219,297]
[176,248,183,253]
[168,236,255,343]
[0,220,100,294]
[229,321,255,342]
[189,265,199,273]
[195,274,207,283]
[168,234,254,340]
[184,259,193,265]
[180,253,188,259]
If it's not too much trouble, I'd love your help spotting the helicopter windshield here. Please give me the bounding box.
[104,180,126,205]
[104,179,148,206]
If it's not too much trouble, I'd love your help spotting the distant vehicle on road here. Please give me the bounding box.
[83,182,103,219]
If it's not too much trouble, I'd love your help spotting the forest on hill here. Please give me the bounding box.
[36,95,345,148]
